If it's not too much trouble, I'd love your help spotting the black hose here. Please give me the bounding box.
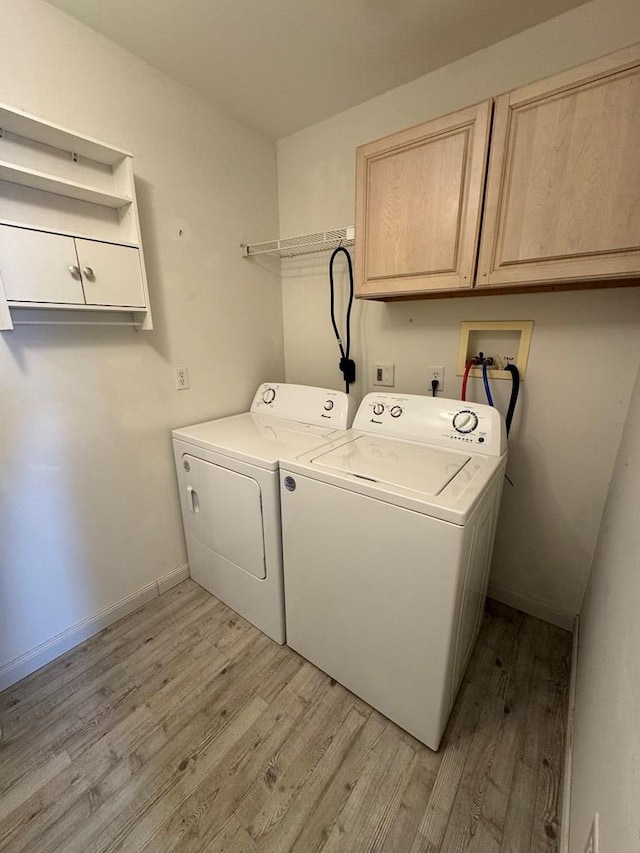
[505,364,520,436]
[328,246,355,393]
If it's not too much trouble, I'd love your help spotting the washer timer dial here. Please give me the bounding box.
[453,410,479,434]
[262,387,276,404]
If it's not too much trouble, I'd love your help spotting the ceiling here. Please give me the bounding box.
[47,0,588,138]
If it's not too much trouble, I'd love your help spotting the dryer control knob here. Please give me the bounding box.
[390,405,403,418]
[324,399,334,411]
[372,402,385,416]
[262,387,276,404]
[453,410,479,433]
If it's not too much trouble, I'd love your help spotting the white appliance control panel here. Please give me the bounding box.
[250,383,356,429]
[354,393,506,456]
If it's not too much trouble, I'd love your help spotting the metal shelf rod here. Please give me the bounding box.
[242,226,355,259]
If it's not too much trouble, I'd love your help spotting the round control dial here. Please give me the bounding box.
[390,405,403,418]
[262,387,276,404]
[323,399,334,411]
[453,410,479,434]
[372,402,385,416]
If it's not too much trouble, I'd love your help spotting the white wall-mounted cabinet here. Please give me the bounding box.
[74,238,145,307]
[0,226,146,309]
[0,103,152,329]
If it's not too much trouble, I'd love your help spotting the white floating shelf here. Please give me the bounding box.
[0,104,131,165]
[242,227,355,259]
[7,301,145,312]
[0,102,152,331]
[0,218,138,246]
[0,161,132,208]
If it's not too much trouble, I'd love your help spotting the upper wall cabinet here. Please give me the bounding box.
[477,44,640,289]
[355,101,492,298]
[0,103,152,329]
[355,43,640,300]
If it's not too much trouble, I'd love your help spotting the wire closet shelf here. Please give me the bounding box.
[241,227,355,259]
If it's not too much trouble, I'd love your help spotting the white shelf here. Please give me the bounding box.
[0,104,131,165]
[242,227,355,259]
[0,161,132,208]
[0,103,152,331]
[7,301,145,312]
[0,219,138,247]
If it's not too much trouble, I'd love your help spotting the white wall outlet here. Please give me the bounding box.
[584,813,599,853]
[175,366,190,390]
[429,365,445,391]
[373,363,395,387]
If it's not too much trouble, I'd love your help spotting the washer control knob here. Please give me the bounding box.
[453,410,479,433]
[262,387,276,404]
[283,476,296,492]
[390,405,403,418]
[372,402,385,416]
[323,399,334,411]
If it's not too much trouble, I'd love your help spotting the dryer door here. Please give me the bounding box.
[181,455,266,579]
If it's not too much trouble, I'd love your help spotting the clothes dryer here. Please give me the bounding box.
[173,383,355,644]
[280,392,507,748]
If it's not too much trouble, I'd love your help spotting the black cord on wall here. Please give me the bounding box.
[505,363,521,436]
[328,246,356,393]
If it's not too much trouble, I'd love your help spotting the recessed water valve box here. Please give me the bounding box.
[456,321,533,380]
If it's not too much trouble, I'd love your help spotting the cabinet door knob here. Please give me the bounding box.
[68,265,81,279]
[82,266,95,280]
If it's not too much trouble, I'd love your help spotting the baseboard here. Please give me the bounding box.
[0,563,191,692]
[488,582,576,632]
[559,614,580,853]
[156,562,190,595]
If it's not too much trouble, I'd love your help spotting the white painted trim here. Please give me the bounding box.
[0,582,157,691]
[0,563,191,691]
[156,561,190,595]
[488,581,576,631]
[559,614,580,853]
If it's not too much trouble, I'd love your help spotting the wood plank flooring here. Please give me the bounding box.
[0,580,572,853]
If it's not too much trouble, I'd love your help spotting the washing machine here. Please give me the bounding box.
[280,392,507,749]
[172,383,355,644]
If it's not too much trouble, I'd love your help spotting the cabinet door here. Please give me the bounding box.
[477,44,640,288]
[0,225,85,304]
[355,101,492,298]
[75,239,146,308]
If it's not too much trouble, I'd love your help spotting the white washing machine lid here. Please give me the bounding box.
[286,431,506,525]
[172,412,343,470]
[311,435,470,496]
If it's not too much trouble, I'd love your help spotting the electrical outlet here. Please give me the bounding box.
[373,364,395,387]
[429,365,445,391]
[584,813,599,853]
[175,366,190,390]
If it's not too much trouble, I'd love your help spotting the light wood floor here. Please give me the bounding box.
[0,580,571,853]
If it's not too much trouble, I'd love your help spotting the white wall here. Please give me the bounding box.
[277,0,640,623]
[568,363,640,852]
[0,0,283,683]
